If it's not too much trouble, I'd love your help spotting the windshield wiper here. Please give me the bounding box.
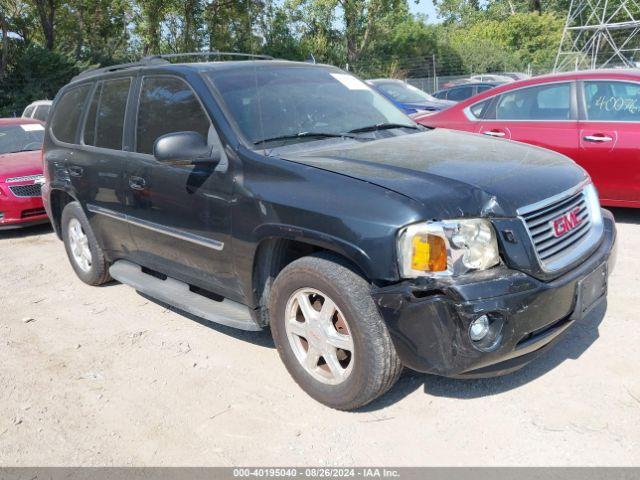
[253,131,355,145]
[347,123,420,134]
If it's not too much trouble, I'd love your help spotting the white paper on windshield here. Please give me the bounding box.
[330,73,369,90]
[20,124,45,132]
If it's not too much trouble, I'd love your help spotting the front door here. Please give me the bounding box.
[123,74,239,299]
[475,81,580,161]
[578,80,640,205]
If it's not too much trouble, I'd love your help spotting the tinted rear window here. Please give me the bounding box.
[50,85,92,143]
[447,86,473,101]
[83,77,131,149]
[33,105,51,122]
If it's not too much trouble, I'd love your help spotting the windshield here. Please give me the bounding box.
[375,81,436,104]
[0,124,44,156]
[207,65,414,146]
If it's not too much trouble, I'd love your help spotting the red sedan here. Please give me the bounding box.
[0,118,48,229]
[414,69,640,208]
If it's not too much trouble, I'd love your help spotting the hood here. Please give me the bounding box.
[281,129,588,218]
[0,150,43,182]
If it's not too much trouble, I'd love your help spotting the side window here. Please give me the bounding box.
[50,84,92,143]
[136,76,211,155]
[469,100,489,118]
[477,85,494,94]
[495,83,571,120]
[22,106,35,118]
[33,105,51,122]
[448,86,473,101]
[583,81,640,121]
[83,77,131,149]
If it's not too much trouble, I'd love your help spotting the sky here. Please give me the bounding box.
[408,0,440,23]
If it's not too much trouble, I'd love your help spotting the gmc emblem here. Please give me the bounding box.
[551,208,582,238]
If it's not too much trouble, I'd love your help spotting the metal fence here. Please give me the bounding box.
[405,75,473,94]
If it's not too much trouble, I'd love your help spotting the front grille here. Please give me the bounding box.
[9,183,42,198]
[520,185,603,271]
[21,207,46,218]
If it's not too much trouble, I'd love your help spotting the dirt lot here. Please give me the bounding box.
[1,209,639,466]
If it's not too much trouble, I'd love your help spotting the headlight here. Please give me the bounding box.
[397,219,500,278]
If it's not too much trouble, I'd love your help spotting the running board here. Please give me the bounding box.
[109,260,261,331]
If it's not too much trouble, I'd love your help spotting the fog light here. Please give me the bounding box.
[468,313,504,352]
[469,314,490,341]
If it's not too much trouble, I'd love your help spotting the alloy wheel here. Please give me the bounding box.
[68,218,92,272]
[284,288,354,385]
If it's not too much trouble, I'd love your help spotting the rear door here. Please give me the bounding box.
[124,74,238,298]
[475,81,579,160]
[70,76,134,254]
[578,79,640,204]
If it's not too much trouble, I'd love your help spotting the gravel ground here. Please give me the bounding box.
[0,209,639,466]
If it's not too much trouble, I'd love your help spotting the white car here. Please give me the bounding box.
[21,100,53,122]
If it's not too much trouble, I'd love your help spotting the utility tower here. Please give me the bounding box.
[554,0,640,71]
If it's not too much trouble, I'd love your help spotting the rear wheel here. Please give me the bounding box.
[61,202,111,286]
[270,253,403,410]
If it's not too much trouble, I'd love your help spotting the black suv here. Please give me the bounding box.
[42,54,617,410]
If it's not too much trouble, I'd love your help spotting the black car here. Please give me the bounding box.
[42,55,616,410]
[433,81,504,102]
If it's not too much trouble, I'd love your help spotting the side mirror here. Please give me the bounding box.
[153,131,221,166]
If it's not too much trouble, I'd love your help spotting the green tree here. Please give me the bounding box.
[0,44,84,116]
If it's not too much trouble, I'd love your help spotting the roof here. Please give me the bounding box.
[0,117,44,126]
[437,81,503,91]
[68,57,333,85]
[533,68,640,81]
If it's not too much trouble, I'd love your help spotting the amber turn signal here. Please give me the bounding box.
[411,234,447,272]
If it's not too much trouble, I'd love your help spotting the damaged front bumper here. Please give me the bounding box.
[372,209,617,378]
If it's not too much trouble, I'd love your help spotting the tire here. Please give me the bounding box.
[269,252,403,410]
[61,201,111,286]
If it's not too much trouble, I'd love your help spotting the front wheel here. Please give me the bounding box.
[269,253,403,410]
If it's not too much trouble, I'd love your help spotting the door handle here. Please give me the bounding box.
[68,166,83,177]
[483,130,506,138]
[583,135,613,143]
[129,176,146,190]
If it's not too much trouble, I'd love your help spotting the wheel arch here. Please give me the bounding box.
[48,189,79,239]
[249,225,373,326]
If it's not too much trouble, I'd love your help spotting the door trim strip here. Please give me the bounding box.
[87,204,224,251]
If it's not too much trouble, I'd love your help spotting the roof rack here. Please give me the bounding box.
[143,51,274,62]
[72,51,273,81]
